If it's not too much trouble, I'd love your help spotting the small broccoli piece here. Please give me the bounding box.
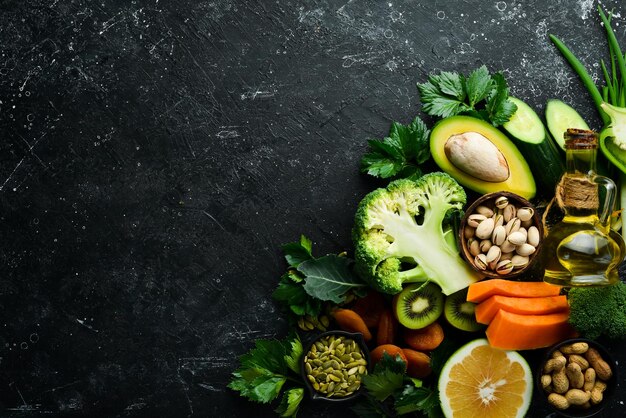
[353,172,481,295]
[568,282,626,340]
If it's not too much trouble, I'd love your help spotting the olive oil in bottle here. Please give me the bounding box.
[543,129,625,286]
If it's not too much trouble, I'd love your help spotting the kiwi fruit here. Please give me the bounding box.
[444,288,483,332]
[393,283,444,329]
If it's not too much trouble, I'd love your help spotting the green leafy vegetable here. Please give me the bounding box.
[228,336,303,404]
[284,337,303,374]
[360,116,431,180]
[282,235,313,268]
[362,353,407,401]
[417,65,517,127]
[275,387,304,417]
[273,272,322,317]
[567,281,626,340]
[395,385,442,418]
[298,254,368,303]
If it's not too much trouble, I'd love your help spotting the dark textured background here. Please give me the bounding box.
[0,0,624,416]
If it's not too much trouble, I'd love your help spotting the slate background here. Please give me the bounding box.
[0,0,624,417]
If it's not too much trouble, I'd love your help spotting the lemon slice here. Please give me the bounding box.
[438,338,532,418]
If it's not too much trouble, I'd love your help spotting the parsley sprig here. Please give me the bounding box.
[360,117,431,180]
[228,335,305,417]
[417,65,517,127]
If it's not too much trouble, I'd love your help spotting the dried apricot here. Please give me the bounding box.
[331,308,372,341]
[370,344,407,367]
[352,291,386,328]
[403,322,444,351]
[377,309,397,346]
[402,348,432,379]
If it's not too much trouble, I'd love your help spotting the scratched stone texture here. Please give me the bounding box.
[0,0,624,417]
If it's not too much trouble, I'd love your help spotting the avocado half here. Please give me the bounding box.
[430,116,536,199]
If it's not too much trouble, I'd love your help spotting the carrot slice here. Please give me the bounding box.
[467,279,562,303]
[475,295,569,324]
[485,310,575,350]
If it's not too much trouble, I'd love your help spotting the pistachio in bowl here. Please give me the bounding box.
[300,331,370,401]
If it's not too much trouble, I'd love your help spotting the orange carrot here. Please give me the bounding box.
[475,295,569,324]
[467,279,562,303]
[485,310,575,350]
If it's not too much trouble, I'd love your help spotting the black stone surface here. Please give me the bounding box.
[0,0,624,417]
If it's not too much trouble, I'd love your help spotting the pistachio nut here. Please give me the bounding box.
[517,207,534,222]
[492,225,506,246]
[507,231,527,246]
[474,253,488,270]
[479,239,492,253]
[464,225,475,240]
[475,217,495,240]
[503,204,517,223]
[468,238,481,257]
[486,245,501,263]
[495,196,509,209]
[500,239,516,253]
[516,243,536,257]
[505,217,521,235]
[495,259,514,275]
[527,226,540,247]
[475,205,494,217]
[511,254,530,268]
[467,214,487,228]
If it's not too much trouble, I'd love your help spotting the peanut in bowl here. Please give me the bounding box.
[536,338,617,418]
[459,191,543,278]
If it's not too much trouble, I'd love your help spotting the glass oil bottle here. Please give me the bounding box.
[543,129,625,286]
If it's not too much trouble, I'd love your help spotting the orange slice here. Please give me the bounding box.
[438,338,532,418]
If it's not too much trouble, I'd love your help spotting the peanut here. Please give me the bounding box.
[547,393,569,410]
[583,368,596,392]
[544,356,566,373]
[568,354,589,370]
[566,363,584,389]
[552,368,569,394]
[560,342,589,355]
[565,389,591,406]
[551,349,564,359]
[590,387,604,405]
[541,374,552,392]
[585,348,612,381]
[594,380,607,393]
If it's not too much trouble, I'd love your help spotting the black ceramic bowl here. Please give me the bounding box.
[300,331,371,402]
[536,338,617,418]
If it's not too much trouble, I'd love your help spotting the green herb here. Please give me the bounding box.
[273,236,367,317]
[229,335,304,414]
[299,254,368,303]
[417,65,517,127]
[362,353,407,401]
[275,387,304,417]
[360,116,431,180]
[356,353,441,417]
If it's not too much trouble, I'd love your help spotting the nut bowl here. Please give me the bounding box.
[459,191,543,278]
[536,338,617,417]
[300,330,370,402]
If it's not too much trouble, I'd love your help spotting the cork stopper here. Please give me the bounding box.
[564,128,598,150]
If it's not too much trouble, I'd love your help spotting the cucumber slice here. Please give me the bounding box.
[503,97,564,196]
[545,99,590,149]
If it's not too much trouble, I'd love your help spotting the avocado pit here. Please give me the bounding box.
[444,131,510,182]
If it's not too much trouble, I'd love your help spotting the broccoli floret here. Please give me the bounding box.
[568,282,626,340]
[353,172,481,295]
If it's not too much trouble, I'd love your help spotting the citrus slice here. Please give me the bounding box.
[438,338,532,418]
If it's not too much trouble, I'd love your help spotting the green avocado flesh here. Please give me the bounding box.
[430,116,536,199]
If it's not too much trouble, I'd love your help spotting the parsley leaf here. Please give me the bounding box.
[273,273,322,317]
[360,116,431,179]
[282,235,313,268]
[229,336,303,404]
[362,353,407,401]
[417,65,517,126]
[283,336,303,374]
[395,385,443,418]
[275,387,304,417]
[299,254,368,303]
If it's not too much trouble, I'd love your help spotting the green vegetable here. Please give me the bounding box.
[360,116,431,180]
[502,97,564,195]
[567,281,626,340]
[545,99,590,150]
[417,65,517,127]
[273,235,367,318]
[354,353,442,418]
[550,6,626,174]
[229,335,304,413]
[352,172,481,295]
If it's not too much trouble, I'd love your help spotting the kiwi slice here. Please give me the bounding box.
[393,283,444,329]
[444,288,484,332]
